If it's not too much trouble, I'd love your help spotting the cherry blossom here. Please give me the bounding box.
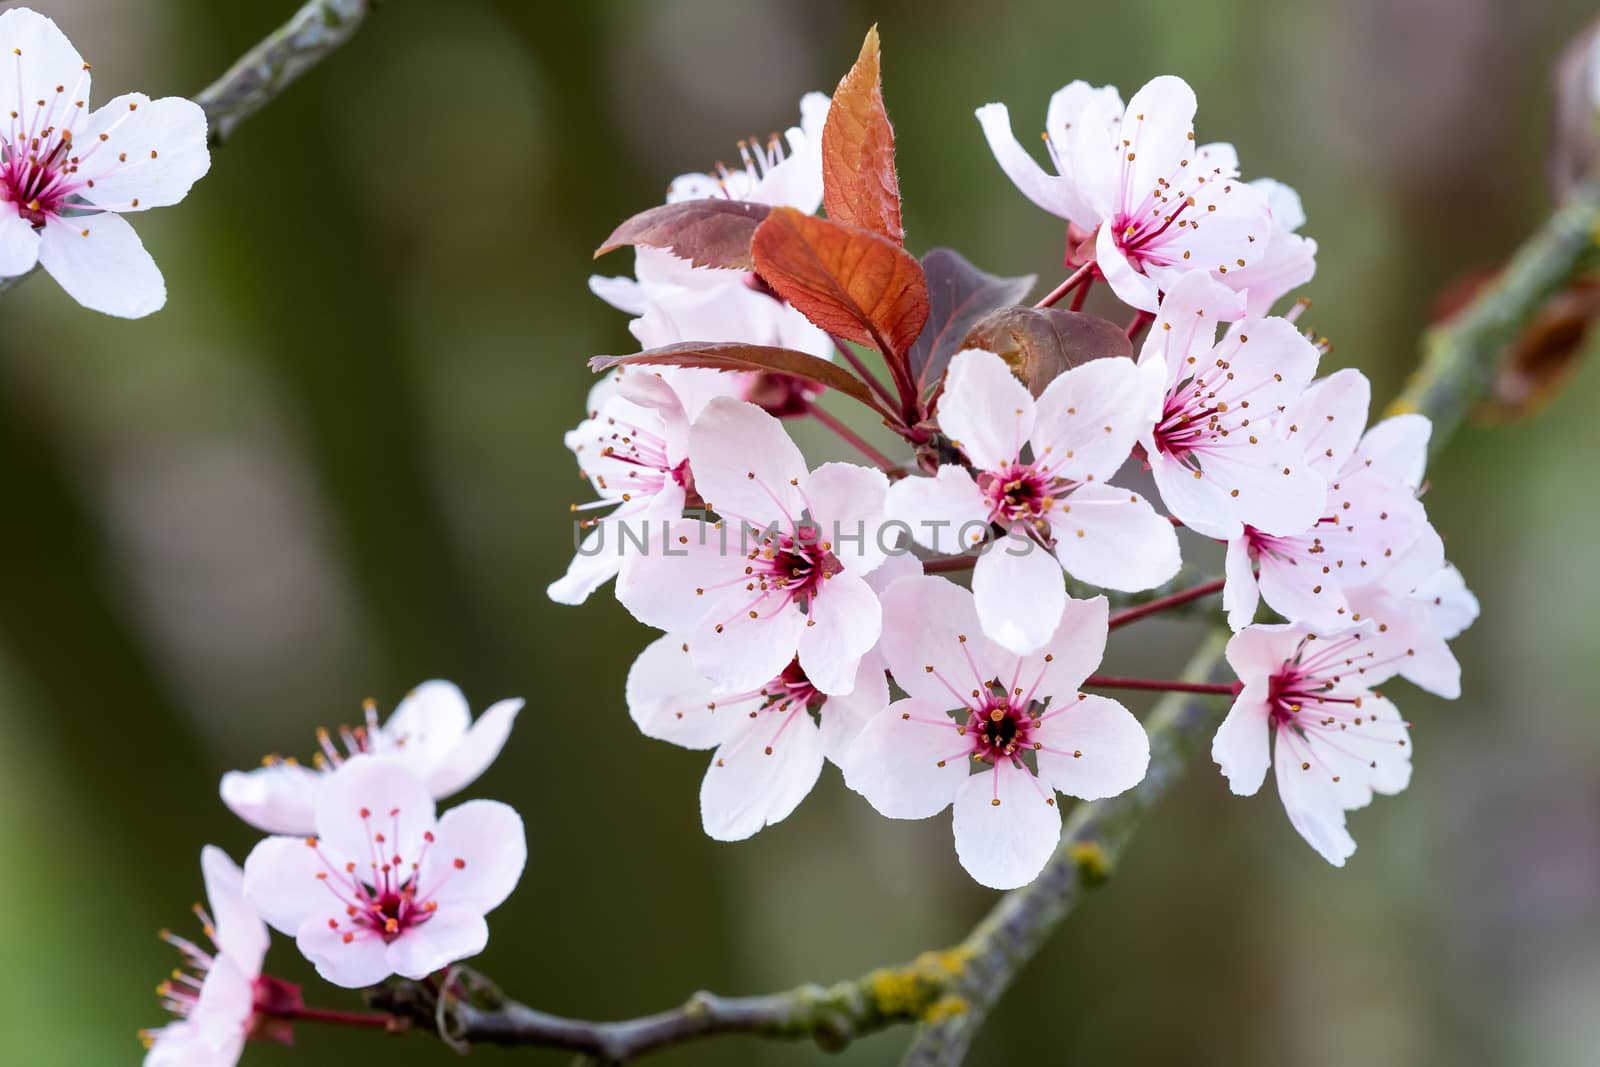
[243,756,526,989]
[590,92,833,412]
[1228,179,1318,316]
[845,576,1149,889]
[617,397,890,697]
[142,847,281,1067]
[1213,622,1415,866]
[0,7,210,317]
[976,75,1273,311]
[1137,271,1326,540]
[887,348,1179,654]
[222,680,523,836]
[624,554,918,841]
[549,367,739,605]
[1221,369,1430,631]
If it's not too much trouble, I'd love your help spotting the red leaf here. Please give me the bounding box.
[594,199,771,270]
[909,248,1036,392]
[750,206,928,359]
[589,342,887,414]
[821,25,904,244]
[959,306,1131,396]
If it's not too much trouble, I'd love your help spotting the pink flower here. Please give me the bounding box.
[549,367,739,605]
[221,681,523,836]
[0,7,209,317]
[1228,179,1318,316]
[1137,271,1326,539]
[243,756,526,989]
[977,75,1283,312]
[845,576,1149,889]
[143,847,283,1067]
[887,348,1179,654]
[1214,622,1415,866]
[623,554,918,841]
[1221,369,1431,632]
[590,92,833,389]
[617,398,890,697]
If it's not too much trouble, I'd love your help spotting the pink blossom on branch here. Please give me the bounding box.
[887,348,1179,654]
[617,398,890,697]
[0,7,210,317]
[845,576,1149,890]
[243,756,526,989]
[1214,622,1415,866]
[221,681,523,836]
[976,75,1309,312]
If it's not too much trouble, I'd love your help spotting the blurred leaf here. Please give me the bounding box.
[822,24,904,244]
[595,199,771,270]
[751,207,928,359]
[959,306,1131,396]
[909,248,1035,392]
[1549,17,1600,204]
[1486,275,1600,419]
[590,342,885,412]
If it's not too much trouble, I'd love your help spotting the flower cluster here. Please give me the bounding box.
[143,683,526,1065]
[561,63,1477,887]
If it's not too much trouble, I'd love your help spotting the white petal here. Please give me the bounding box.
[294,918,395,989]
[1253,178,1306,232]
[700,707,825,840]
[688,397,805,525]
[615,518,742,632]
[1062,84,1127,220]
[588,273,647,315]
[802,461,890,574]
[1417,562,1479,641]
[546,523,622,606]
[885,466,988,554]
[220,762,321,836]
[1094,223,1161,312]
[423,800,527,915]
[937,349,1033,470]
[975,102,1076,219]
[1232,226,1317,316]
[314,756,437,867]
[972,528,1066,655]
[241,835,335,937]
[691,596,806,694]
[1211,687,1272,796]
[426,698,523,799]
[1015,593,1109,699]
[0,209,40,276]
[818,652,891,764]
[37,210,164,318]
[200,846,268,977]
[626,633,742,750]
[797,568,882,696]
[1224,623,1303,689]
[1034,694,1149,800]
[1118,76,1197,208]
[1135,269,1244,389]
[1031,357,1159,483]
[1281,368,1370,477]
[1354,414,1431,490]
[385,912,490,980]
[76,94,210,211]
[1050,482,1181,592]
[0,9,88,130]
[1273,728,1356,866]
[1223,535,1260,631]
[190,954,255,1043]
[952,765,1062,890]
[844,698,967,819]
[382,681,470,765]
[878,574,995,707]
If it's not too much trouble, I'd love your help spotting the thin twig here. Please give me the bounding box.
[1107,576,1227,630]
[1034,262,1095,309]
[805,400,899,471]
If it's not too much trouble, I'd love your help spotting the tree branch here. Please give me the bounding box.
[196,0,379,146]
[0,0,378,298]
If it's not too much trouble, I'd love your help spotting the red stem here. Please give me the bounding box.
[1125,309,1155,343]
[923,555,977,573]
[282,1006,397,1030]
[1082,674,1238,697]
[1107,576,1226,631]
[805,401,899,472]
[832,339,900,413]
[1069,275,1093,312]
[1035,262,1095,309]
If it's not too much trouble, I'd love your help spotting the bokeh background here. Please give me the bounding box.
[2,0,1598,1064]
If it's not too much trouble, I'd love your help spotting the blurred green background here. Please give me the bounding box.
[2,0,1598,1064]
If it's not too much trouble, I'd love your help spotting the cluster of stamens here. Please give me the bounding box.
[306,807,464,946]
[1267,633,1413,777]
